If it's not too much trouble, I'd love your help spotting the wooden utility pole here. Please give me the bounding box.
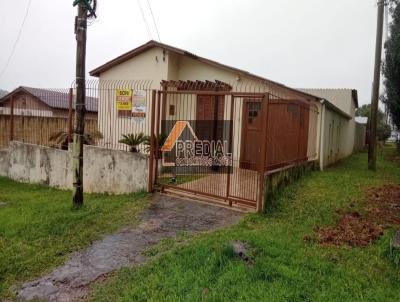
[72,3,88,207]
[368,0,385,171]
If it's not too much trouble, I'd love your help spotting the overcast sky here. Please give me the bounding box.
[0,0,382,105]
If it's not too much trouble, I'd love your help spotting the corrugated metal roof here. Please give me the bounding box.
[0,86,98,112]
[298,88,358,110]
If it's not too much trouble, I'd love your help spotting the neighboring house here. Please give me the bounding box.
[299,89,363,169]
[90,40,320,166]
[0,86,99,149]
[0,86,98,118]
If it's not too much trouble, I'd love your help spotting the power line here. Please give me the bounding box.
[146,0,161,42]
[0,0,33,80]
[137,0,153,40]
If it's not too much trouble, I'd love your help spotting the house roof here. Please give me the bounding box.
[89,40,320,102]
[298,88,354,120]
[321,99,353,120]
[298,88,359,109]
[0,86,98,112]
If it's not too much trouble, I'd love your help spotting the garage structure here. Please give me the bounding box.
[299,89,364,169]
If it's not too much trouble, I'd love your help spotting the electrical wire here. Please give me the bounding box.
[137,0,153,40]
[146,0,161,42]
[0,0,33,80]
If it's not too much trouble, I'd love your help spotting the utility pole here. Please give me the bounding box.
[72,3,88,207]
[368,0,385,171]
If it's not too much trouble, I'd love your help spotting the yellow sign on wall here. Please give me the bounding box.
[116,89,132,110]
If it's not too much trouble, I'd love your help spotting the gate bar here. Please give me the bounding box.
[67,88,73,143]
[162,185,257,208]
[160,90,266,98]
[148,90,156,193]
[225,94,234,206]
[257,93,270,212]
[10,95,14,141]
[154,90,162,185]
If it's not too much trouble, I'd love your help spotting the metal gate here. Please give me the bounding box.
[148,82,317,212]
[148,88,268,211]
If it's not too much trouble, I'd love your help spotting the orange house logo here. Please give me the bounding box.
[161,121,198,152]
[161,120,232,168]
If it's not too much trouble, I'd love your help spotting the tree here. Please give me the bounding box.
[356,104,391,141]
[382,0,400,130]
[356,104,385,121]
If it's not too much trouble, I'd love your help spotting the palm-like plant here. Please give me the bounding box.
[119,133,146,152]
[49,130,103,150]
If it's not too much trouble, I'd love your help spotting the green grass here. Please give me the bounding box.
[0,179,150,300]
[90,147,400,302]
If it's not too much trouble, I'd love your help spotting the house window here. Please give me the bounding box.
[287,103,299,119]
[169,105,175,116]
[248,103,261,124]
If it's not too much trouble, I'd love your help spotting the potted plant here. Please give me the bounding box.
[119,133,146,152]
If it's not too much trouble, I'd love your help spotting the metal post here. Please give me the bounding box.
[368,0,385,171]
[257,93,269,212]
[72,4,87,207]
[68,88,73,144]
[154,90,161,186]
[225,95,234,206]
[148,90,157,192]
[9,95,14,142]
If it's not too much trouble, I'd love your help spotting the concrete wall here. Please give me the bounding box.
[8,142,71,188]
[0,148,9,177]
[0,141,148,194]
[83,144,148,194]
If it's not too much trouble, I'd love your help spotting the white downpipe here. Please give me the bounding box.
[319,102,326,171]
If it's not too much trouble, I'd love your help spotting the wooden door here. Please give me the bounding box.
[240,100,263,170]
[196,95,225,141]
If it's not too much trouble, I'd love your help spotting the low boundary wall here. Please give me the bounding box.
[0,141,148,194]
[263,161,315,211]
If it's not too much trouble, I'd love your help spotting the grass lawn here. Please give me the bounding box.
[90,146,400,302]
[0,179,149,300]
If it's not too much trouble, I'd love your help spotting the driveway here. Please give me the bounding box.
[17,194,243,302]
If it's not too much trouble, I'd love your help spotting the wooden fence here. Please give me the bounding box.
[0,114,98,149]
